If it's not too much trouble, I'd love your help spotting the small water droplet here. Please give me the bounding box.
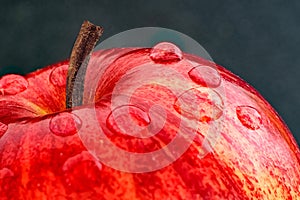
[174,88,223,122]
[0,74,28,95]
[197,139,213,159]
[49,65,68,86]
[150,42,183,64]
[188,65,221,88]
[0,168,14,179]
[49,112,82,137]
[36,143,41,148]
[236,106,262,130]
[107,105,151,138]
[0,122,8,138]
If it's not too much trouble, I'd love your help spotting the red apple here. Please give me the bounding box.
[0,43,299,199]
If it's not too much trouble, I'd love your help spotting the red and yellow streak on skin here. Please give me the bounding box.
[0,48,299,199]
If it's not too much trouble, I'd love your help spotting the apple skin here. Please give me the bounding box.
[0,47,299,200]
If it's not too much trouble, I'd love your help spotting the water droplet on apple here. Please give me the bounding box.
[62,151,102,172]
[236,106,262,130]
[62,151,102,190]
[106,105,151,138]
[150,42,183,64]
[49,112,82,137]
[0,74,28,95]
[36,182,41,189]
[49,65,68,86]
[174,88,223,122]
[188,65,221,88]
[0,122,8,138]
[197,139,213,159]
[0,168,14,179]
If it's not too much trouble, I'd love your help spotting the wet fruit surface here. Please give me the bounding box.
[0,45,299,199]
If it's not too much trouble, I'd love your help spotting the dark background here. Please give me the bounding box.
[0,1,299,145]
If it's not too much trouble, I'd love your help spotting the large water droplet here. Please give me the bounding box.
[107,105,151,138]
[236,106,262,130]
[188,65,221,88]
[49,65,68,86]
[174,88,223,122]
[0,74,28,95]
[0,168,14,179]
[62,151,102,172]
[62,151,102,190]
[150,42,183,64]
[0,122,8,138]
[49,112,82,137]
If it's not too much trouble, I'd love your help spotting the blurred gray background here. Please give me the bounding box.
[0,0,299,145]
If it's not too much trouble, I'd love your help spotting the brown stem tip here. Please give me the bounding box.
[66,20,103,109]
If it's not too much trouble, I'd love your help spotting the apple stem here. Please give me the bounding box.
[66,20,103,108]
